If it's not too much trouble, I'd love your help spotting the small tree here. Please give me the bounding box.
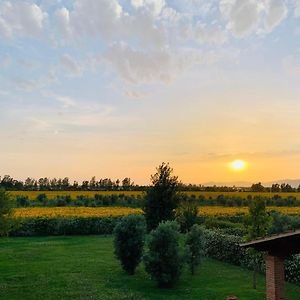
[143,162,179,231]
[144,221,183,288]
[185,224,204,275]
[113,214,146,275]
[244,197,272,289]
[0,189,14,236]
[175,196,199,233]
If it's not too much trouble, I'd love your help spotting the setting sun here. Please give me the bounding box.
[230,160,247,171]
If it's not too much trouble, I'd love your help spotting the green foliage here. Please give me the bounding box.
[185,224,204,275]
[143,163,179,231]
[244,197,271,289]
[268,211,300,234]
[285,255,300,284]
[144,221,183,288]
[16,195,30,207]
[175,196,199,232]
[113,215,146,275]
[201,228,300,285]
[11,216,121,236]
[244,197,271,241]
[0,189,14,236]
[202,228,245,266]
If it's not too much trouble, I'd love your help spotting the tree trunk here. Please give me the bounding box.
[252,266,257,289]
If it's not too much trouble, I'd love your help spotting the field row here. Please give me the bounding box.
[9,190,300,200]
[12,206,300,218]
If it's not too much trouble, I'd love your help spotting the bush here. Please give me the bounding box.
[10,216,121,236]
[285,255,300,284]
[185,224,204,275]
[144,221,183,287]
[0,189,15,236]
[201,228,299,285]
[16,195,30,207]
[113,215,146,275]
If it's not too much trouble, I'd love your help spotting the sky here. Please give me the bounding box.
[0,0,300,185]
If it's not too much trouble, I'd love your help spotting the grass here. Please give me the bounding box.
[0,236,299,299]
[9,190,300,200]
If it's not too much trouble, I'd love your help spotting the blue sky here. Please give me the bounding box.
[0,0,300,184]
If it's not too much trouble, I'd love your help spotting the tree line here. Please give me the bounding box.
[1,174,300,192]
[0,175,137,191]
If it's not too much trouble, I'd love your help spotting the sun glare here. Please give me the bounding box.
[230,159,247,171]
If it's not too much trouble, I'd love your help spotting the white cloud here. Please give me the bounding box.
[60,54,82,76]
[14,78,40,92]
[264,0,288,32]
[295,0,300,17]
[56,0,123,41]
[0,17,12,37]
[131,0,165,16]
[125,90,147,98]
[195,23,228,45]
[55,7,71,38]
[220,0,263,37]
[106,42,220,84]
[0,2,47,38]
[42,91,76,108]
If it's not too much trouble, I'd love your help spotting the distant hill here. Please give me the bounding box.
[202,179,300,188]
[201,181,252,187]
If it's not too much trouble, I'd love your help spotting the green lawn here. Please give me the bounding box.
[0,236,299,300]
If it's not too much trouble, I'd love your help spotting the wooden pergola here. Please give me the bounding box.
[240,230,300,300]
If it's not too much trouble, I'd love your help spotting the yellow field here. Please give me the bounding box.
[12,206,300,219]
[9,190,300,200]
[13,207,141,218]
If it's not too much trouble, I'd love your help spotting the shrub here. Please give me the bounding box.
[201,228,299,285]
[185,224,204,275]
[16,195,30,207]
[0,189,15,236]
[11,216,121,236]
[144,221,183,287]
[285,255,300,284]
[36,193,47,205]
[113,215,146,275]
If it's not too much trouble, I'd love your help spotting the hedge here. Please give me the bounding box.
[202,228,300,285]
[10,217,121,236]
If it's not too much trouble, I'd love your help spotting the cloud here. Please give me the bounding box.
[14,78,40,92]
[220,0,263,37]
[131,0,166,16]
[55,0,123,41]
[55,7,71,39]
[0,2,47,38]
[295,0,300,17]
[195,23,228,45]
[264,0,288,32]
[42,91,76,108]
[60,54,82,76]
[125,90,147,98]
[106,42,220,84]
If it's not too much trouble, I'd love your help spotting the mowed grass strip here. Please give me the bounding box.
[0,235,299,300]
[9,190,300,200]
[12,206,300,218]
